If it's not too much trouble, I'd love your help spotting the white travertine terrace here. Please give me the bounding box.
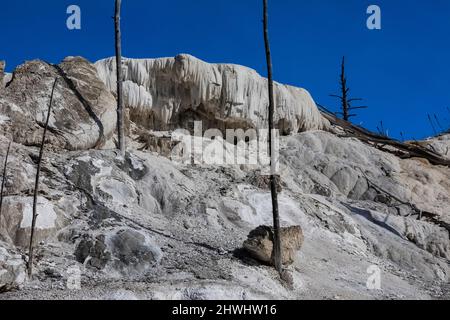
[95,54,329,133]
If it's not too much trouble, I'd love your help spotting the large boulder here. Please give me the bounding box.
[0,196,66,248]
[243,225,304,265]
[75,228,162,277]
[95,54,329,134]
[0,57,116,150]
[0,243,26,292]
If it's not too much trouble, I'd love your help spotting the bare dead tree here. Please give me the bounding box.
[263,0,282,275]
[115,0,125,157]
[330,56,367,121]
[28,78,58,277]
[320,109,450,166]
[0,141,11,227]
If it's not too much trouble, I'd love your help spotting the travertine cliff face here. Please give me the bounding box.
[95,54,329,134]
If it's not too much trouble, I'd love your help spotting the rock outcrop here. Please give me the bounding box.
[0,57,116,150]
[281,131,450,235]
[425,134,450,160]
[95,54,329,134]
[75,228,162,277]
[1,196,61,248]
[0,243,26,292]
[243,225,304,265]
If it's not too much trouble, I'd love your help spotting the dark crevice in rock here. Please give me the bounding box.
[51,63,105,149]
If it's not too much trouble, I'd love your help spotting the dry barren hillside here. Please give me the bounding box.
[0,56,449,300]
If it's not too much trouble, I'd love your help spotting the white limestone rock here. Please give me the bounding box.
[424,134,450,160]
[0,57,117,150]
[95,54,329,134]
[74,228,162,277]
[0,243,26,292]
[0,196,68,248]
[281,131,450,223]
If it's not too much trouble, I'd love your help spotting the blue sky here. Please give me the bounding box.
[1,0,450,139]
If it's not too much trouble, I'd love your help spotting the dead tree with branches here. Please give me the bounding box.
[0,141,11,227]
[330,57,367,121]
[262,0,282,276]
[28,78,58,277]
[115,0,125,157]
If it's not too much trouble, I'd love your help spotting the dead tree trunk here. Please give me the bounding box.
[319,107,450,166]
[115,0,125,157]
[330,57,367,122]
[340,57,349,121]
[263,0,282,275]
[28,78,58,277]
[0,141,11,227]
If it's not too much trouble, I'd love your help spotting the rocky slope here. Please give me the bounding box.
[0,56,449,300]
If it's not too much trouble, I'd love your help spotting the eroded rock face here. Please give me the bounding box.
[417,134,450,160]
[0,196,60,248]
[281,131,450,227]
[0,57,117,150]
[95,54,329,134]
[243,225,304,265]
[75,228,162,277]
[0,243,26,292]
[75,234,111,270]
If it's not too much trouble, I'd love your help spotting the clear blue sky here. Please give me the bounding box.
[1,0,450,140]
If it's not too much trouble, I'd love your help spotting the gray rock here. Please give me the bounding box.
[0,57,116,150]
[0,243,26,292]
[108,229,162,275]
[0,196,63,248]
[75,228,162,277]
[243,225,304,265]
[247,171,282,192]
[75,234,111,270]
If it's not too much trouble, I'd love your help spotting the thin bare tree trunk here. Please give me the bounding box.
[115,0,125,157]
[340,57,349,121]
[28,78,58,277]
[0,141,11,227]
[263,0,282,275]
[330,57,366,121]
